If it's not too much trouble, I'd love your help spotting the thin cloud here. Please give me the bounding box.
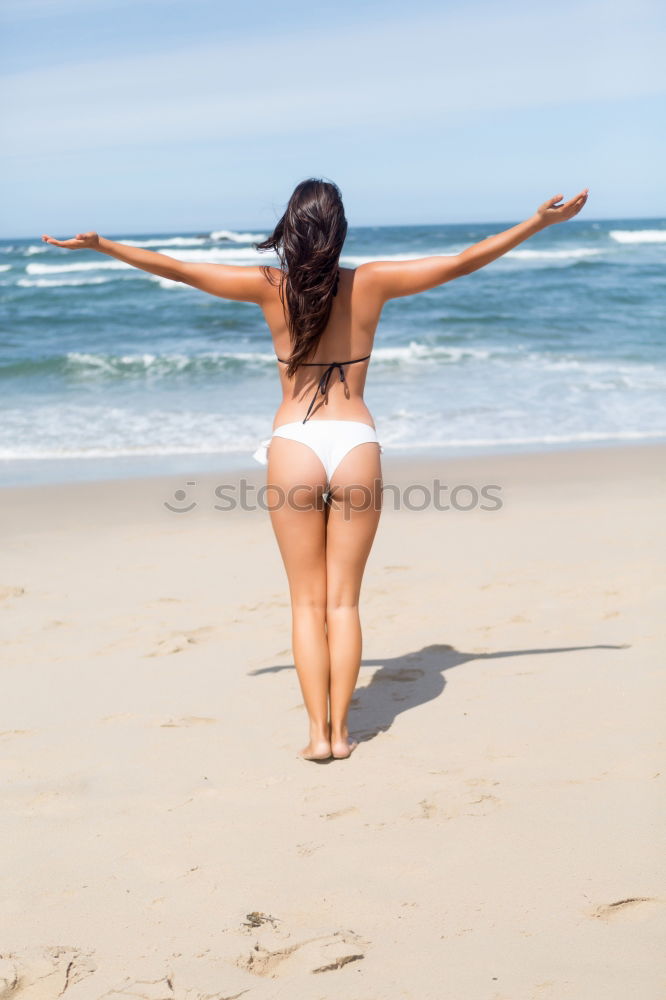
[2,0,664,155]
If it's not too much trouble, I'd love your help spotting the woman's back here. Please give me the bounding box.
[261,265,384,427]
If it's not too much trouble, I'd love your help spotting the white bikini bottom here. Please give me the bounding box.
[253,420,382,483]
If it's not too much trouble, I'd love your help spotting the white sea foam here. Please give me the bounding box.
[340,252,434,266]
[142,248,279,283]
[519,352,663,380]
[210,229,268,242]
[376,429,666,450]
[119,236,209,247]
[55,344,664,379]
[341,247,602,267]
[149,275,183,290]
[372,342,492,363]
[24,245,602,279]
[18,276,112,288]
[0,264,11,272]
[2,423,664,462]
[0,443,256,459]
[62,350,277,374]
[65,351,167,372]
[59,344,489,374]
[505,247,602,260]
[158,246,270,263]
[0,404,270,460]
[609,229,666,244]
[2,447,189,459]
[26,260,131,274]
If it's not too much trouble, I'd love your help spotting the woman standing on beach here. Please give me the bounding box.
[42,178,588,761]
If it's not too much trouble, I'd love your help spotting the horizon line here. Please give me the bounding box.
[2,214,665,242]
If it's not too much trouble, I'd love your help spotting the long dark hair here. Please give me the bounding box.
[253,178,347,377]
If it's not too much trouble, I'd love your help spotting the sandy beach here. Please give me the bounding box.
[1,442,664,999]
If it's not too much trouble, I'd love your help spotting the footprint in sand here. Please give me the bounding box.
[142,596,184,609]
[103,976,175,999]
[462,778,503,815]
[296,842,322,856]
[101,712,141,724]
[144,625,216,657]
[320,806,358,820]
[464,793,502,815]
[101,713,216,729]
[408,780,502,821]
[237,928,366,978]
[419,799,437,819]
[0,946,96,996]
[589,897,661,921]
[0,584,25,601]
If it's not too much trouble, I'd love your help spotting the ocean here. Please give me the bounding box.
[1,218,664,486]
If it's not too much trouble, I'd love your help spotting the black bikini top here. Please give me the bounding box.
[276,353,372,423]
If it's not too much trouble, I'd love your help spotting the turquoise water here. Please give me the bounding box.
[1,218,665,485]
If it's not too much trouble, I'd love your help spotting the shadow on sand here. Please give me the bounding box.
[249,642,629,745]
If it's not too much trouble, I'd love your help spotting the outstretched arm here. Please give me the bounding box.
[40,232,269,304]
[359,188,589,302]
[456,189,589,274]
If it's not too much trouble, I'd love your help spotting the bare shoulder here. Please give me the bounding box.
[262,264,284,280]
[258,264,285,289]
[353,255,467,302]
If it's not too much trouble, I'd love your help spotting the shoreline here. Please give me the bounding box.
[2,441,664,542]
[2,434,665,491]
[1,441,664,536]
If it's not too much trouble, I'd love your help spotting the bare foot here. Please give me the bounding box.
[331,737,358,759]
[298,738,332,761]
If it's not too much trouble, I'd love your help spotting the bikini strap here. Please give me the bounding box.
[276,354,371,366]
[301,364,338,422]
[274,355,370,422]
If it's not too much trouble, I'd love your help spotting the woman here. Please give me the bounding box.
[42,177,588,762]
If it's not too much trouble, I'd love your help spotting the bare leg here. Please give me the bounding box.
[326,443,382,758]
[267,436,331,759]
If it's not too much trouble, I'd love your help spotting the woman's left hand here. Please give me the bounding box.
[41,231,100,250]
[534,191,589,228]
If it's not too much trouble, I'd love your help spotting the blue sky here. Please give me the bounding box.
[1,0,664,238]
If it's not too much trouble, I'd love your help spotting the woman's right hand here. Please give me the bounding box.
[41,231,100,250]
[535,189,589,228]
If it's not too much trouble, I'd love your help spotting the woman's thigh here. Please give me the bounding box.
[326,443,382,606]
[266,436,328,604]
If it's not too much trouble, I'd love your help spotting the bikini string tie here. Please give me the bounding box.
[303,362,346,423]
